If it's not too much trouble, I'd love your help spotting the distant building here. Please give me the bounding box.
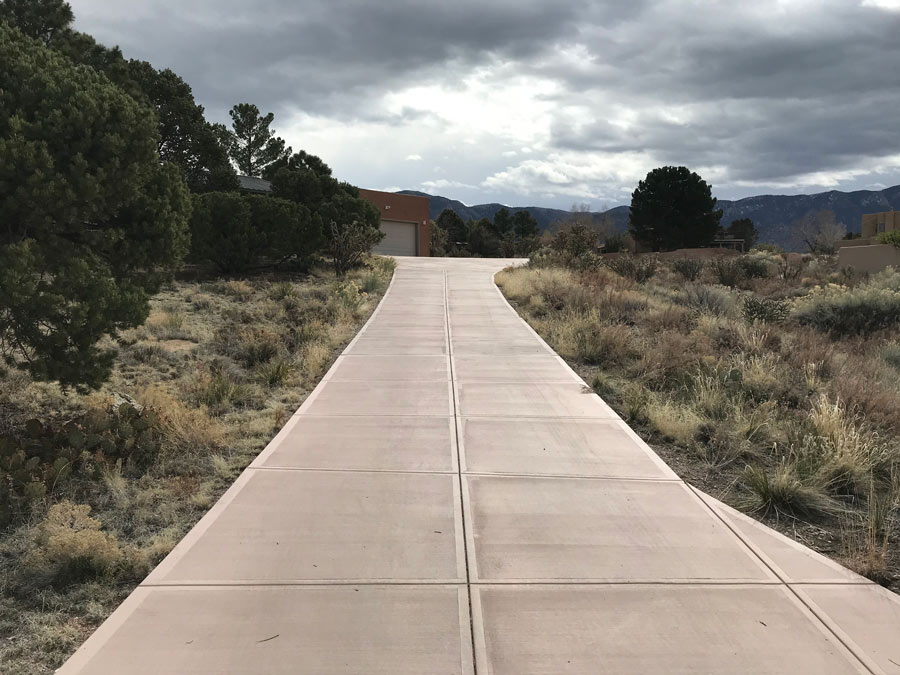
[861,210,900,238]
[237,175,273,194]
[837,210,899,249]
[838,209,900,272]
[358,189,430,257]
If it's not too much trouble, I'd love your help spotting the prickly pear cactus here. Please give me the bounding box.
[0,401,164,525]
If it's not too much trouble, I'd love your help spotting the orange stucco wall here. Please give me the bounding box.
[358,189,431,257]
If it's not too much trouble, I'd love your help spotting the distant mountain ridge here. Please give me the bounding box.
[399,185,900,250]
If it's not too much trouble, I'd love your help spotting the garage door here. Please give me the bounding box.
[373,220,417,256]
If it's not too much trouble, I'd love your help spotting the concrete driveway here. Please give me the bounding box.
[61,257,900,674]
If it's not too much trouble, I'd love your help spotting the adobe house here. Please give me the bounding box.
[838,209,900,272]
[862,209,900,238]
[837,209,900,248]
[358,189,430,257]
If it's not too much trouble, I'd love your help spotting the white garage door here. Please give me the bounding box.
[373,220,417,256]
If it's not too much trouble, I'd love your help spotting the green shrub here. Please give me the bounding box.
[710,258,743,287]
[865,267,900,292]
[189,192,258,273]
[245,194,322,267]
[550,223,599,259]
[876,230,900,248]
[742,296,789,324]
[268,282,299,301]
[190,193,321,273]
[793,283,900,337]
[602,233,629,253]
[604,255,658,283]
[672,258,704,281]
[528,247,567,269]
[328,221,385,276]
[256,357,294,388]
[738,255,771,279]
[680,284,736,316]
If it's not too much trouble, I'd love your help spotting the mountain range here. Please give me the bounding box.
[399,185,900,250]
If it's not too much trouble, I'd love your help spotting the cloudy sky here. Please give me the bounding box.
[71,0,900,210]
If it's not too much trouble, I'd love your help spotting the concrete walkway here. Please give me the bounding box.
[62,257,900,674]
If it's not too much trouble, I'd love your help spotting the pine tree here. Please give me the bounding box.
[223,103,291,177]
[0,24,190,389]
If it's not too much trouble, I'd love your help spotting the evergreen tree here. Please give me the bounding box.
[269,152,380,251]
[629,166,722,251]
[512,210,540,240]
[492,207,513,236]
[0,24,190,389]
[435,208,467,248]
[125,60,238,192]
[224,103,291,177]
[0,0,73,43]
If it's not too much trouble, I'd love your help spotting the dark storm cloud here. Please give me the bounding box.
[74,0,648,119]
[72,0,900,197]
[541,1,900,186]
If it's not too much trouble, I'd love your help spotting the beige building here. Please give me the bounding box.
[861,210,900,238]
[838,210,900,272]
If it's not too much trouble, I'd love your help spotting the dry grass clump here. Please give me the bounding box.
[145,309,191,341]
[136,386,225,457]
[742,462,841,519]
[24,502,124,588]
[646,398,703,446]
[499,251,900,589]
[549,313,635,366]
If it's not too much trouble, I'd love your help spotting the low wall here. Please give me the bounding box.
[838,244,900,273]
[835,238,876,249]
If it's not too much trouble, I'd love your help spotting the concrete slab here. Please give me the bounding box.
[463,475,774,582]
[345,336,447,355]
[695,491,872,584]
[363,317,447,330]
[472,585,867,674]
[794,583,900,674]
[453,354,576,383]
[256,416,456,473]
[460,417,676,479]
[148,470,465,584]
[60,585,473,675]
[451,340,549,356]
[457,382,617,418]
[304,380,453,416]
[375,306,447,320]
[328,354,449,381]
[448,323,532,340]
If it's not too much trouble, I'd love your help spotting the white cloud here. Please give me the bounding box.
[405,154,423,161]
[861,0,900,9]
[421,179,480,191]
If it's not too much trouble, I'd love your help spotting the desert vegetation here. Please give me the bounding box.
[0,258,394,673]
[497,247,900,589]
